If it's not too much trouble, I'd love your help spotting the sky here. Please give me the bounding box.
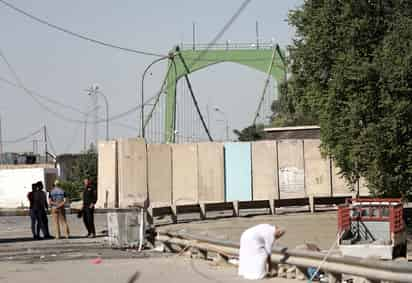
[0,0,303,154]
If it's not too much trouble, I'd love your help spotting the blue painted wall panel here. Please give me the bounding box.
[224,142,252,201]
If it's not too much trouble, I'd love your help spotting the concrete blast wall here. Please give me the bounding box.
[117,138,147,208]
[304,140,331,197]
[172,144,198,205]
[96,138,372,209]
[97,141,117,208]
[197,142,225,203]
[147,144,172,207]
[331,161,352,196]
[224,142,252,201]
[252,141,279,200]
[277,140,305,199]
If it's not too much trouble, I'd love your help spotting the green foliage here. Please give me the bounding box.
[58,180,81,202]
[271,81,318,127]
[62,147,98,201]
[287,0,412,197]
[234,124,265,141]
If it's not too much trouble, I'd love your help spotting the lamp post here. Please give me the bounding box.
[213,106,229,141]
[140,56,169,138]
[86,84,109,141]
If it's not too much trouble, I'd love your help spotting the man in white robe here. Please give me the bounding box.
[238,224,285,280]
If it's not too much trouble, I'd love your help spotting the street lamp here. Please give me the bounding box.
[140,56,169,138]
[85,84,109,141]
[213,106,229,141]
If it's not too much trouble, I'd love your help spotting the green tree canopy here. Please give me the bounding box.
[60,147,97,201]
[234,124,265,141]
[287,0,412,197]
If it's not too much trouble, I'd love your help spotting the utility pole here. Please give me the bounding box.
[83,117,88,152]
[0,114,3,164]
[43,125,48,163]
[192,22,196,51]
[32,139,38,154]
[255,21,260,49]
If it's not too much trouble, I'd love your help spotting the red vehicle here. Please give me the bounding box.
[338,198,407,259]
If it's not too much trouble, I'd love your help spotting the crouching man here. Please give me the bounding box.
[238,224,285,280]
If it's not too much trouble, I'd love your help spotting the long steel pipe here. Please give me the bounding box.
[157,231,412,283]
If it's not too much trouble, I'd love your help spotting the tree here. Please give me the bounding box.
[270,81,318,127]
[61,147,98,201]
[234,124,265,141]
[287,0,412,197]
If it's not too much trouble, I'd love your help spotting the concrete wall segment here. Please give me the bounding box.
[197,142,225,203]
[251,141,279,200]
[171,143,198,205]
[277,140,305,199]
[303,140,331,197]
[147,144,172,207]
[117,138,147,208]
[97,140,118,208]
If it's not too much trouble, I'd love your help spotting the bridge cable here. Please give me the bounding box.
[252,46,278,125]
[176,51,213,142]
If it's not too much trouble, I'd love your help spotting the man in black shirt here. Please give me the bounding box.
[31,183,49,239]
[36,181,52,239]
[27,183,38,239]
[82,178,97,238]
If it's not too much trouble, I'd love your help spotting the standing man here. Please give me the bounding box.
[32,182,50,239]
[27,183,38,240]
[238,224,285,280]
[82,178,97,238]
[36,181,52,239]
[49,180,70,239]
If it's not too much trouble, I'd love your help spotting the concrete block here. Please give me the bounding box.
[197,142,225,203]
[277,140,305,199]
[303,140,331,197]
[224,142,252,201]
[147,144,172,207]
[331,161,353,196]
[251,141,279,200]
[117,138,147,208]
[172,143,198,205]
[97,140,118,208]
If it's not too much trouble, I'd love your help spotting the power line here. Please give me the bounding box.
[0,75,85,114]
[46,131,57,154]
[2,127,42,144]
[0,0,166,58]
[0,59,156,126]
[187,0,253,68]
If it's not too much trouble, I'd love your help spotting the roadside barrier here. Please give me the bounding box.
[157,230,412,283]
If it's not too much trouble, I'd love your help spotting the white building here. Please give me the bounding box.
[0,164,57,208]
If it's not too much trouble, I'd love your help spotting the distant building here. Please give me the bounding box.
[56,153,85,181]
[0,152,50,165]
[0,164,57,208]
[263,125,320,140]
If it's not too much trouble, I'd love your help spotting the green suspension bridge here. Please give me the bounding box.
[141,42,286,144]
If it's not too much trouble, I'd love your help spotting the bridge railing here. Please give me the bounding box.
[180,41,276,51]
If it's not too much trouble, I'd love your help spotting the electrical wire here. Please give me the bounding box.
[187,0,253,68]
[46,131,57,154]
[0,0,166,58]
[63,124,82,153]
[0,73,156,125]
[2,127,42,144]
[0,53,155,137]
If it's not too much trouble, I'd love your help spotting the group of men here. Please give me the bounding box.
[27,178,97,240]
